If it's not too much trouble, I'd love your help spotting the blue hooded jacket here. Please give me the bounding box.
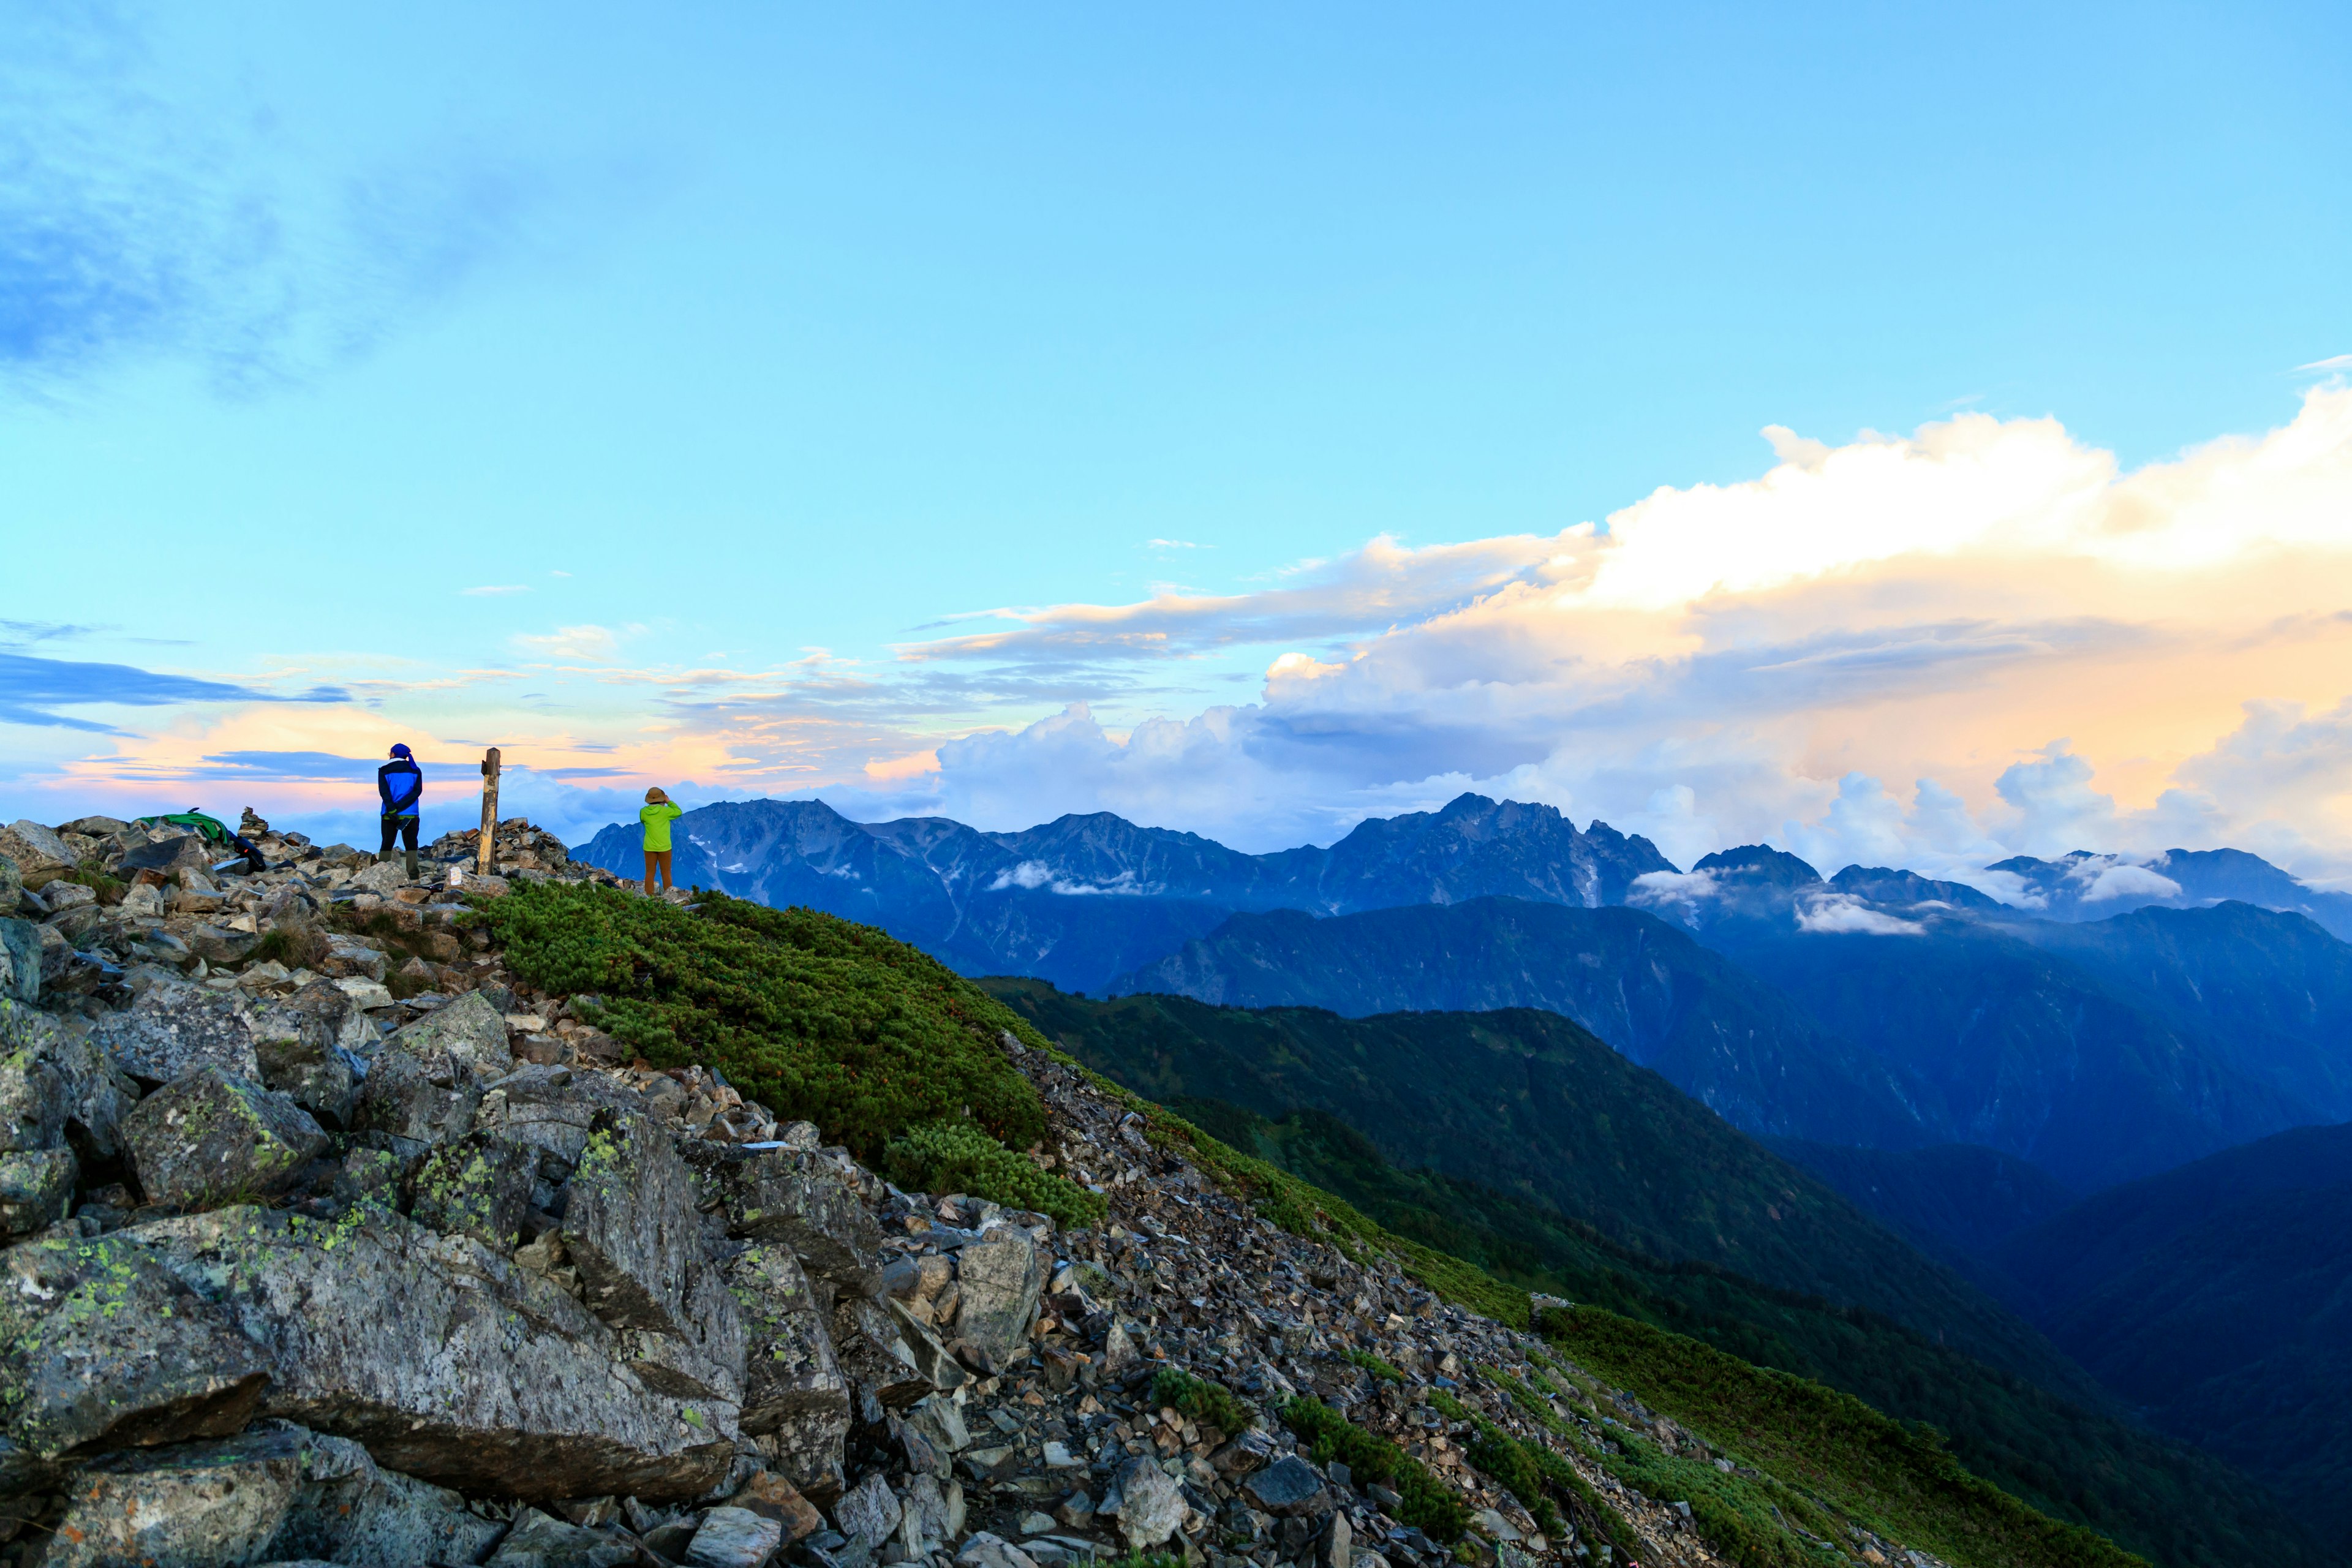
[379,755,423,819]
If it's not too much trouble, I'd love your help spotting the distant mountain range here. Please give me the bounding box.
[576,792,2352,1186]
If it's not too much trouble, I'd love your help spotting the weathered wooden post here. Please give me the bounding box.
[476,747,502,875]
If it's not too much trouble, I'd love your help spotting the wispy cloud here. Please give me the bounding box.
[0,652,345,733]
[2299,353,2352,372]
[462,584,531,597]
[513,624,622,662]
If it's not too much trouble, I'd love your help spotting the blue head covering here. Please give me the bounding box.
[389,743,413,759]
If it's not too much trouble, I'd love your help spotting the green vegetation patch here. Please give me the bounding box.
[1550,1306,2147,1568]
[470,883,1048,1159]
[1281,1395,1468,1543]
[1345,1347,1406,1382]
[886,1120,1105,1231]
[1148,1366,1256,1436]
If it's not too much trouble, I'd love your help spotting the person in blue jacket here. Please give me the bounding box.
[377,743,424,879]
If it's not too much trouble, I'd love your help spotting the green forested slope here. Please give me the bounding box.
[983,977,2090,1396]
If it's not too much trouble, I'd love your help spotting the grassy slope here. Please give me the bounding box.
[467,885,2236,1568]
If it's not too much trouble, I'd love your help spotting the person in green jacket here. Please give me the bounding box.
[639,786,684,894]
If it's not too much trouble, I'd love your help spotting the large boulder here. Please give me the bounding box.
[0,919,37,1006]
[94,982,263,1087]
[0,1001,137,1163]
[0,820,74,883]
[133,1204,741,1501]
[249,1000,358,1129]
[117,832,217,876]
[728,1240,851,1491]
[714,1145,885,1297]
[1103,1455,1188,1550]
[349,859,413,895]
[0,1231,271,1463]
[122,1066,330,1210]
[0,1147,77,1237]
[350,1045,487,1157]
[949,1236,1044,1369]
[385,988,511,1071]
[37,1422,507,1568]
[561,1107,707,1334]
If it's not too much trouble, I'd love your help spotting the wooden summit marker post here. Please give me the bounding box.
[476,747,501,876]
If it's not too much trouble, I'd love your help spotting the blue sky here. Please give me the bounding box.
[6,2,2352,876]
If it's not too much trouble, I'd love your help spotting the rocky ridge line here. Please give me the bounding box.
[0,812,1945,1568]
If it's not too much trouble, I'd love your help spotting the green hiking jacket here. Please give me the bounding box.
[639,801,684,851]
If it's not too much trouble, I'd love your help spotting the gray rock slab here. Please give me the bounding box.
[560,1107,711,1336]
[94,982,263,1086]
[132,1204,740,1501]
[123,1065,330,1210]
[951,1237,1043,1367]
[408,1129,538,1252]
[351,1044,485,1156]
[0,1230,270,1461]
[1103,1455,1186,1550]
[956,1531,1042,1568]
[686,1504,785,1567]
[386,987,511,1071]
[484,1506,638,1567]
[834,1469,902,1548]
[1243,1454,1330,1517]
[249,998,358,1129]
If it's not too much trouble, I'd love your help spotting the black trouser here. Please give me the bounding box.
[379,815,419,858]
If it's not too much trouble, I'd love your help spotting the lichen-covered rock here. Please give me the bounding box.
[94,982,263,1087]
[0,1231,270,1461]
[407,1130,538,1251]
[949,1236,1043,1369]
[133,1204,740,1501]
[122,1066,330,1210]
[715,1146,885,1296]
[560,1107,712,1337]
[385,988,511,1071]
[37,1422,507,1568]
[728,1240,850,1490]
[483,1062,646,1170]
[0,1147,76,1237]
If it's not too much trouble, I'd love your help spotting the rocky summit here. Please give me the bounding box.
[0,811,1961,1568]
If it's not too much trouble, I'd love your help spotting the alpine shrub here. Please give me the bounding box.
[468,882,1048,1159]
[1281,1396,1468,1542]
[885,1120,1106,1231]
[1148,1366,1256,1436]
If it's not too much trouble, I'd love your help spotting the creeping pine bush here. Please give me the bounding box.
[1281,1396,1468,1543]
[1148,1366,1257,1437]
[885,1120,1106,1231]
[469,882,1048,1159]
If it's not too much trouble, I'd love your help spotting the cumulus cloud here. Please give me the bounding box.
[845,388,2352,878]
